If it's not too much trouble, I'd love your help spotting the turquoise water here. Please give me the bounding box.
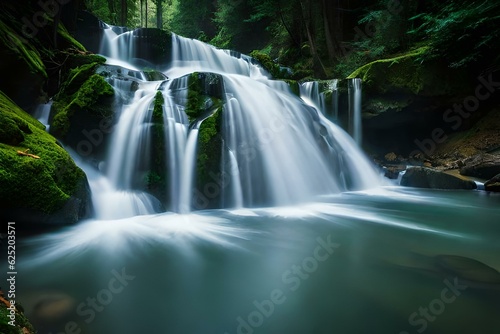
[11,187,500,334]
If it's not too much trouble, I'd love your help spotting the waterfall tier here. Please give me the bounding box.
[70,26,380,218]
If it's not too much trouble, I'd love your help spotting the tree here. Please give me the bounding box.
[153,0,163,28]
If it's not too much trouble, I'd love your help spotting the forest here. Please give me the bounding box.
[84,0,500,79]
[1,1,500,333]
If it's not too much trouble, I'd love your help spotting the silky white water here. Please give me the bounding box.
[10,26,500,334]
[90,30,382,217]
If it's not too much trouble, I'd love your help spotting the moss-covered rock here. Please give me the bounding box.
[146,91,167,204]
[195,108,223,209]
[0,292,35,334]
[0,18,47,78]
[249,50,291,79]
[51,71,114,139]
[185,72,224,123]
[347,47,467,96]
[0,90,92,226]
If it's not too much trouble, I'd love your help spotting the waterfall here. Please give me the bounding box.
[167,33,269,79]
[348,78,362,145]
[33,101,52,131]
[178,125,200,213]
[84,27,381,217]
[299,80,338,120]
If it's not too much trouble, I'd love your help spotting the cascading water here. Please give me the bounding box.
[15,24,500,334]
[91,29,381,216]
[299,80,338,120]
[33,101,52,131]
[348,78,363,145]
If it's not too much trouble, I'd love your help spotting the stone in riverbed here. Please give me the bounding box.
[400,166,477,190]
[459,153,500,180]
[484,173,500,192]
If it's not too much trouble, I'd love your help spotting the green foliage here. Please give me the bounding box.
[0,17,47,77]
[57,23,86,51]
[408,0,500,68]
[249,50,290,79]
[0,90,85,214]
[169,0,215,38]
[85,0,141,27]
[0,296,36,334]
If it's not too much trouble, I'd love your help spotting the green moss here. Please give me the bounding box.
[347,47,430,94]
[0,90,85,214]
[250,50,290,79]
[197,108,222,188]
[51,73,114,137]
[0,18,47,77]
[0,295,35,334]
[185,73,205,122]
[57,23,86,51]
[147,91,167,201]
[152,91,164,122]
[284,79,300,96]
[58,63,103,97]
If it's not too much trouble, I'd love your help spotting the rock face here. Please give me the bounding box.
[400,167,477,190]
[0,91,93,228]
[484,173,500,192]
[460,153,500,180]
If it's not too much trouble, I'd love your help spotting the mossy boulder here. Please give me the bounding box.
[183,72,224,123]
[50,63,115,159]
[146,91,167,205]
[400,166,477,190]
[0,91,92,227]
[0,293,36,334]
[249,51,291,79]
[347,47,465,96]
[51,71,114,137]
[196,108,223,208]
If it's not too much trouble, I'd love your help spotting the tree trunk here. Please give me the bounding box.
[299,0,327,78]
[145,0,148,28]
[277,0,300,48]
[140,0,144,27]
[121,0,127,26]
[156,0,162,29]
[107,0,117,25]
[321,0,336,62]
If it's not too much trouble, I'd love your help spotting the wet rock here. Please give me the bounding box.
[484,173,500,192]
[400,167,477,190]
[383,165,406,180]
[459,153,500,179]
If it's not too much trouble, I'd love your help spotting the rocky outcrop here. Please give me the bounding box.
[0,91,92,228]
[484,173,500,192]
[459,153,500,180]
[400,167,477,190]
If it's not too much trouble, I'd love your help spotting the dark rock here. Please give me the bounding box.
[401,167,477,190]
[383,165,406,180]
[484,173,500,192]
[459,153,500,179]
